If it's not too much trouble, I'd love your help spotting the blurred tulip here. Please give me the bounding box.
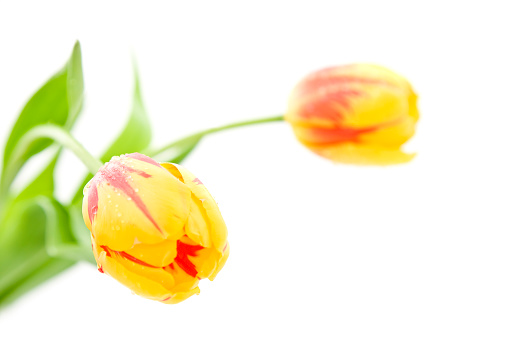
[82,153,228,304]
[285,64,419,165]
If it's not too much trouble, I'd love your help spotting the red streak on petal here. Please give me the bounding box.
[296,67,397,98]
[98,266,104,273]
[101,246,158,268]
[161,295,172,301]
[126,153,163,168]
[88,159,163,234]
[222,243,228,253]
[299,89,363,121]
[126,166,151,178]
[306,125,381,144]
[174,240,204,278]
[101,245,112,257]
[293,66,400,123]
[304,118,402,145]
[192,178,203,185]
[87,184,99,223]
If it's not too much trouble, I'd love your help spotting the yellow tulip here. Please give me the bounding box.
[285,64,419,165]
[82,153,229,304]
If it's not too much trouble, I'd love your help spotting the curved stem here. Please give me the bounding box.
[1,124,102,196]
[147,115,285,157]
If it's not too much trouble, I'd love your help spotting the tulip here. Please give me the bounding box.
[285,64,419,165]
[82,153,228,304]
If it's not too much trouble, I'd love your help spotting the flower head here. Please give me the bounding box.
[285,64,419,165]
[82,153,228,304]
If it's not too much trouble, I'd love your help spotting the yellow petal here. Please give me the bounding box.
[312,143,415,165]
[161,163,228,251]
[209,242,230,281]
[87,155,191,251]
[159,287,200,304]
[284,64,419,166]
[93,238,176,300]
[125,237,179,268]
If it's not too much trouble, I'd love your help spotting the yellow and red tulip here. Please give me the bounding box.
[82,153,228,304]
[285,64,419,165]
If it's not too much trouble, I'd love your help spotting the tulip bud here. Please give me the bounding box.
[82,153,228,304]
[285,64,419,165]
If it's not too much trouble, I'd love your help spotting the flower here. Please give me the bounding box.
[82,153,229,304]
[284,64,419,165]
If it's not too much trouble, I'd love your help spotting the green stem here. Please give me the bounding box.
[147,115,285,157]
[1,124,102,197]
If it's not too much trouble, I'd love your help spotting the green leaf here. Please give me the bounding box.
[42,198,94,263]
[1,41,84,181]
[15,154,59,202]
[65,42,84,128]
[71,64,152,205]
[0,200,53,292]
[0,197,85,309]
[0,257,74,310]
[100,63,152,160]
[167,135,202,163]
[69,204,94,250]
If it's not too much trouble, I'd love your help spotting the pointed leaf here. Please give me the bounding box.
[71,64,151,205]
[2,41,84,176]
[168,135,202,163]
[0,257,74,310]
[100,64,152,159]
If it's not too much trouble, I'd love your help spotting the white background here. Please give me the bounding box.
[1,1,509,338]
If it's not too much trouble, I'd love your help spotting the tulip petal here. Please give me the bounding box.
[285,64,418,165]
[313,143,415,165]
[93,238,176,300]
[85,155,228,304]
[163,262,200,292]
[125,238,179,268]
[161,163,228,251]
[209,242,230,281]
[160,287,200,304]
[185,195,212,247]
[86,155,191,251]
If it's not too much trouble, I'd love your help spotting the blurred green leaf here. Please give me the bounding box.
[42,198,94,263]
[1,41,84,186]
[167,135,202,163]
[71,64,152,205]
[65,42,84,128]
[0,200,54,293]
[15,154,59,202]
[100,63,152,161]
[69,204,93,250]
[0,257,74,310]
[0,196,86,309]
